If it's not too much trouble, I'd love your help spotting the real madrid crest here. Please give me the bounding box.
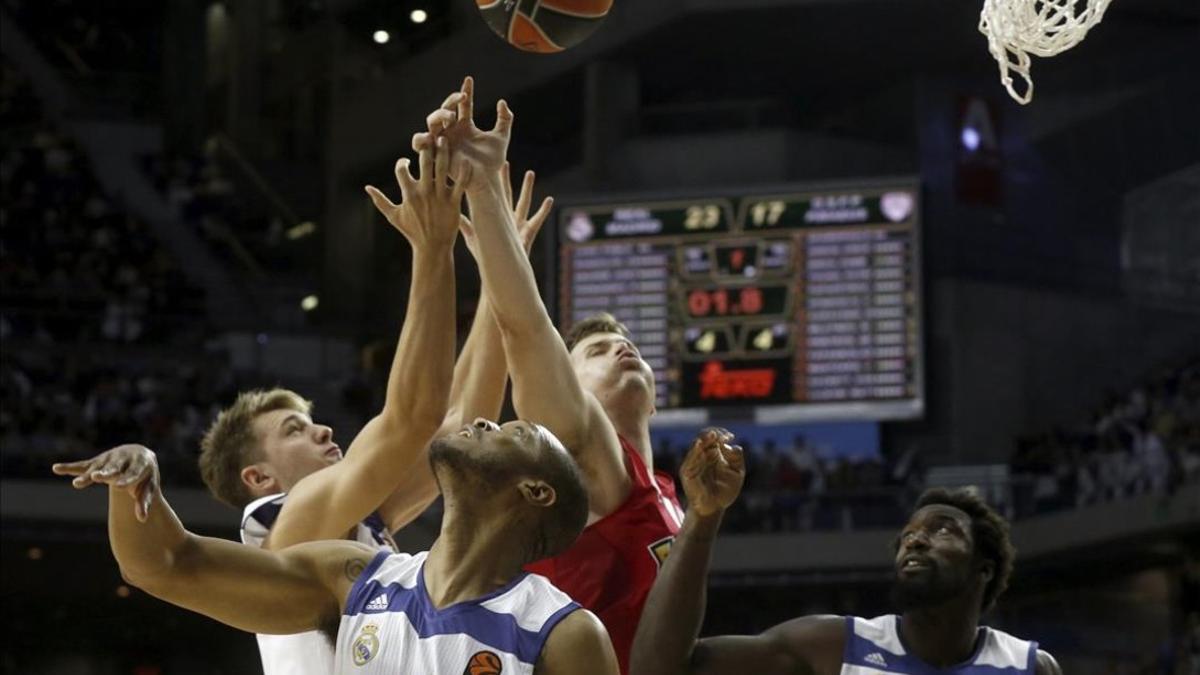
[352,623,380,666]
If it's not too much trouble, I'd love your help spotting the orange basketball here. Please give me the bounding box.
[476,0,614,54]
[465,650,503,675]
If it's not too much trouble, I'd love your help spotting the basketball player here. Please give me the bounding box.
[51,421,618,674]
[629,429,1064,675]
[197,138,551,673]
[416,75,684,675]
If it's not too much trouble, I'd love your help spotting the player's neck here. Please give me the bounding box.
[424,507,527,610]
[898,601,981,668]
[603,402,651,460]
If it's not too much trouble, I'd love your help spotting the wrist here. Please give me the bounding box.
[683,507,724,538]
[465,170,506,200]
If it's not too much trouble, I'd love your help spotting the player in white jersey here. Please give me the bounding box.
[194,137,551,673]
[629,429,1064,675]
[52,420,619,674]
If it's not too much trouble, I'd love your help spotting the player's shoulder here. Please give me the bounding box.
[979,623,1047,673]
[538,609,616,675]
[240,492,288,545]
[1034,649,1062,675]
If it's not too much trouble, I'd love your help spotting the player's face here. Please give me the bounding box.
[251,409,341,491]
[890,504,978,610]
[430,419,535,471]
[569,332,655,403]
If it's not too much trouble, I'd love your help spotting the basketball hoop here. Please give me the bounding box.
[979,0,1114,105]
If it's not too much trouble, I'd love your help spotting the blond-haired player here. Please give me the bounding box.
[195,137,551,674]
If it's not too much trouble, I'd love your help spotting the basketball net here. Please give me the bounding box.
[979,0,1114,105]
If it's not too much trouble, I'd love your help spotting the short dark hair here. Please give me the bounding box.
[912,487,1015,613]
[519,431,589,563]
[563,312,631,352]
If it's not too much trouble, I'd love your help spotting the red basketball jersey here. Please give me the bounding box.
[524,436,684,675]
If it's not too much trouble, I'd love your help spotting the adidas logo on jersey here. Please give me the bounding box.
[865,652,888,667]
[365,594,390,612]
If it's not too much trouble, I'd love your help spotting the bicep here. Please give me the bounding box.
[537,610,619,675]
[136,536,356,636]
[502,316,592,444]
[502,329,629,513]
[691,616,843,675]
[1035,650,1063,675]
[689,635,806,675]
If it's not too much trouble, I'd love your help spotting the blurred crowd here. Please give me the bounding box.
[1,57,225,483]
[1,61,202,346]
[654,437,921,534]
[143,150,294,275]
[0,348,237,485]
[1010,358,1200,517]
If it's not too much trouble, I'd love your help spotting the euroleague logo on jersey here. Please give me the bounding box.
[464,650,503,674]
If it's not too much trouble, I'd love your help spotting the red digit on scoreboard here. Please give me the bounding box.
[740,287,763,314]
[688,289,711,316]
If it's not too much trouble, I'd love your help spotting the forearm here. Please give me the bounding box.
[382,245,457,429]
[108,483,188,585]
[630,510,723,675]
[444,292,508,427]
[465,176,554,339]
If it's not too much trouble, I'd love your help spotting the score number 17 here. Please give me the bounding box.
[749,200,787,227]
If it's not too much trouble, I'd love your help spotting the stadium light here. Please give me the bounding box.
[373,30,390,44]
[410,9,428,24]
[301,295,320,312]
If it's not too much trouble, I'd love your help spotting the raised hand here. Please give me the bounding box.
[52,444,160,521]
[413,76,512,193]
[460,161,554,257]
[680,428,745,518]
[365,135,466,251]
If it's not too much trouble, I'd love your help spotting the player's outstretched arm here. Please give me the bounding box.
[537,609,620,675]
[437,161,554,433]
[419,77,629,515]
[631,430,844,675]
[268,139,463,546]
[52,446,373,635]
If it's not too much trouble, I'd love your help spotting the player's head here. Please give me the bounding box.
[890,487,1015,615]
[564,313,656,415]
[429,419,589,563]
[199,388,341,509]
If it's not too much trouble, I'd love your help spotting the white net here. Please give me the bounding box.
[979,0,1115,104]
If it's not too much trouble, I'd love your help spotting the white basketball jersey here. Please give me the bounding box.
[841,615,1039,674]
[335,550,580,674]
[241,493,397,675]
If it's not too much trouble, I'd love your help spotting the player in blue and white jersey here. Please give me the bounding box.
[52,418,619,675]
[630,429,1063,675]
[194,136,552,674]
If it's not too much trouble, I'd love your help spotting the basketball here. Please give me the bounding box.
[465,650,503,675]
[476,0,613,53]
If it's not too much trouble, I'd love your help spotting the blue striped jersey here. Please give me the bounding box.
[241,492,397,675]
[842,615,1038,674]
[336,550,580,674]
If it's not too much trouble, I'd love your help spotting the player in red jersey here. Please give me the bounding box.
[414,76,684,673]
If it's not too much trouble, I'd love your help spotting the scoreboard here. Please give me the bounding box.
[555,181,923,425]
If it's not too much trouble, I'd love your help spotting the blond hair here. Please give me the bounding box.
[563,312,631,352]
[199,388,312,509]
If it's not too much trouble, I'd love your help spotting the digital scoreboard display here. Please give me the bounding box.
[555,181,923,425]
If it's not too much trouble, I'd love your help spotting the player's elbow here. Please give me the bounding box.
[117,560,175,596]
[492,306,551,344]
